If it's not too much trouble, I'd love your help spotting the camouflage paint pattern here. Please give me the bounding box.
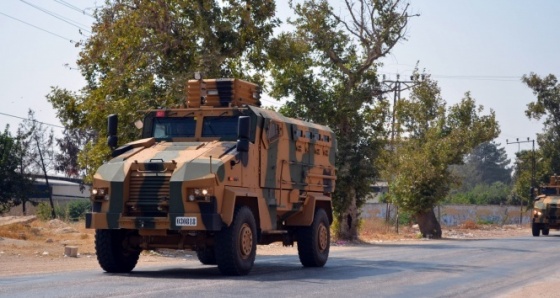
[86,79,336,250]
[533,175,560,229]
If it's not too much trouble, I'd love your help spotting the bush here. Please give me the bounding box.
[36,200,91,221]
[36,202,54,221]
[66,200,91,221]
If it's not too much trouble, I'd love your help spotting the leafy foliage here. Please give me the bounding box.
[269,0,414,239]
[383,76,500,238]
[35,200,91,221]
[446,182,511,205]
[0,126,33,214]
[48,0,279,181]
[446,141,512,205]
[522,72,560,179]
[459,142,511,188]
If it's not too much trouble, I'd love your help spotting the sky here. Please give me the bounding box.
[1,0,558,165]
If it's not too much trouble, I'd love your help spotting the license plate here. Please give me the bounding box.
[176,216,197,226]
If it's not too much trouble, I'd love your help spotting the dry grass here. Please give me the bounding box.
[330,218,420,243]
[0,219,92,242]
[461,220,479,230]
[0,218,96,256]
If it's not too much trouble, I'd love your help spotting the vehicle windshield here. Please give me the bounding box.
[153,117,196,138]
[202,116,239,140]
[151,116,239,140]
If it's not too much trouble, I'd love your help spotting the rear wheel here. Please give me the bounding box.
[297,208,330,267]
[215,206,257,276]
[95,229,141,273]
[196,248,217,265]
[532,222,541,237]
[542,227,550,236]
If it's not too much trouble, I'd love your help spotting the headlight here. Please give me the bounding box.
[92,188,109,200]
[187,188,213,201]
[534,210,542,216]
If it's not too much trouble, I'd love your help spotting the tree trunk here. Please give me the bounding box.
[415,209,442,239]
[35,137,55,219]
[22,201,27,216]
[338,188,359,240]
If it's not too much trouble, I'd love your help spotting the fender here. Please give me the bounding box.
[222,187,272,230]
[286,194,333,226]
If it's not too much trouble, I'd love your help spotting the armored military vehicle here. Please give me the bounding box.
[532,175,560,236]
[86,78,336,275]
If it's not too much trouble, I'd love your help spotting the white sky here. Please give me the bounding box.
[1,0,557,164]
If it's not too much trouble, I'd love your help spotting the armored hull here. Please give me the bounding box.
[87,78,337,275]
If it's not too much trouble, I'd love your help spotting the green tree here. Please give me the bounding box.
[47,0,279,180]
[384,76,499,238]
[17,110,56,217]
[511,149,541,207]
[462,142,511,187]
[447,141,512,203]
[522,73,560,178]
[0,126,32,214]
[269,0,414,239]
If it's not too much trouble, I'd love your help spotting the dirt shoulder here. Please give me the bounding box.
[0,216,531,277]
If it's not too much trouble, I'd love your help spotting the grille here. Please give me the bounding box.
[126,174,171,217]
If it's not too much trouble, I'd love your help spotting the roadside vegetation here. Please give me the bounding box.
[1,0,559,240]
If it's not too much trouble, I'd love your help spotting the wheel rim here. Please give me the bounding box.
[318,223,328,252]
[239,223,253,259]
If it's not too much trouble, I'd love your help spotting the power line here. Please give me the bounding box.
[0,11,74,43]
[379,72,521,82]
[20,0,91,34]
[54,0,94,18]
[0,112,64,129]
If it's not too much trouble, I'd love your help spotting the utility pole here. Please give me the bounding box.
[381,73,425,233]
[506,137,536,226]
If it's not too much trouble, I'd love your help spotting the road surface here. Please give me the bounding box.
[1,234,559,297]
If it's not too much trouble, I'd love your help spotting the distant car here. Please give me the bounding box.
[532,176,560,236]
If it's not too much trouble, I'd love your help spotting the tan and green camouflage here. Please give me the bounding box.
[532,175,560,236]
[86,78,336,250]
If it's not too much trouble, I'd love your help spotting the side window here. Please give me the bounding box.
[267,121,281,142]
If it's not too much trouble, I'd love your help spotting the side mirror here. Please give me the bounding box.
[237,138,249,153]
[107,114,118,149]
[237,116,250,153]
[236,116,250,165]
[237,116,250,140]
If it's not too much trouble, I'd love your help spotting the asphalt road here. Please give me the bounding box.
[2,234,559,298]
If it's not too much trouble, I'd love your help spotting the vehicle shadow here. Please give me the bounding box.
[110,254,481,282]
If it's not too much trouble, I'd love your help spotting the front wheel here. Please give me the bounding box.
[542,227,550,236]
[532,222,541,237]
[297,208,330,267]
[95,229,141,273]
[215,206,257,276]
[196,248,217,265]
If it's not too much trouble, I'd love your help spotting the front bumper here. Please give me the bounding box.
[86,212,223,231]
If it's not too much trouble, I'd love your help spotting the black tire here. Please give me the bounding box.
[215,206,257,276]
[95,229,141,273]
[532,223,541,237]
[542,227,550,236]
[196,248,217,265]
[297,208,330,267]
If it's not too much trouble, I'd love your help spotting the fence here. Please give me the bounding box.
[362,203,532,226]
